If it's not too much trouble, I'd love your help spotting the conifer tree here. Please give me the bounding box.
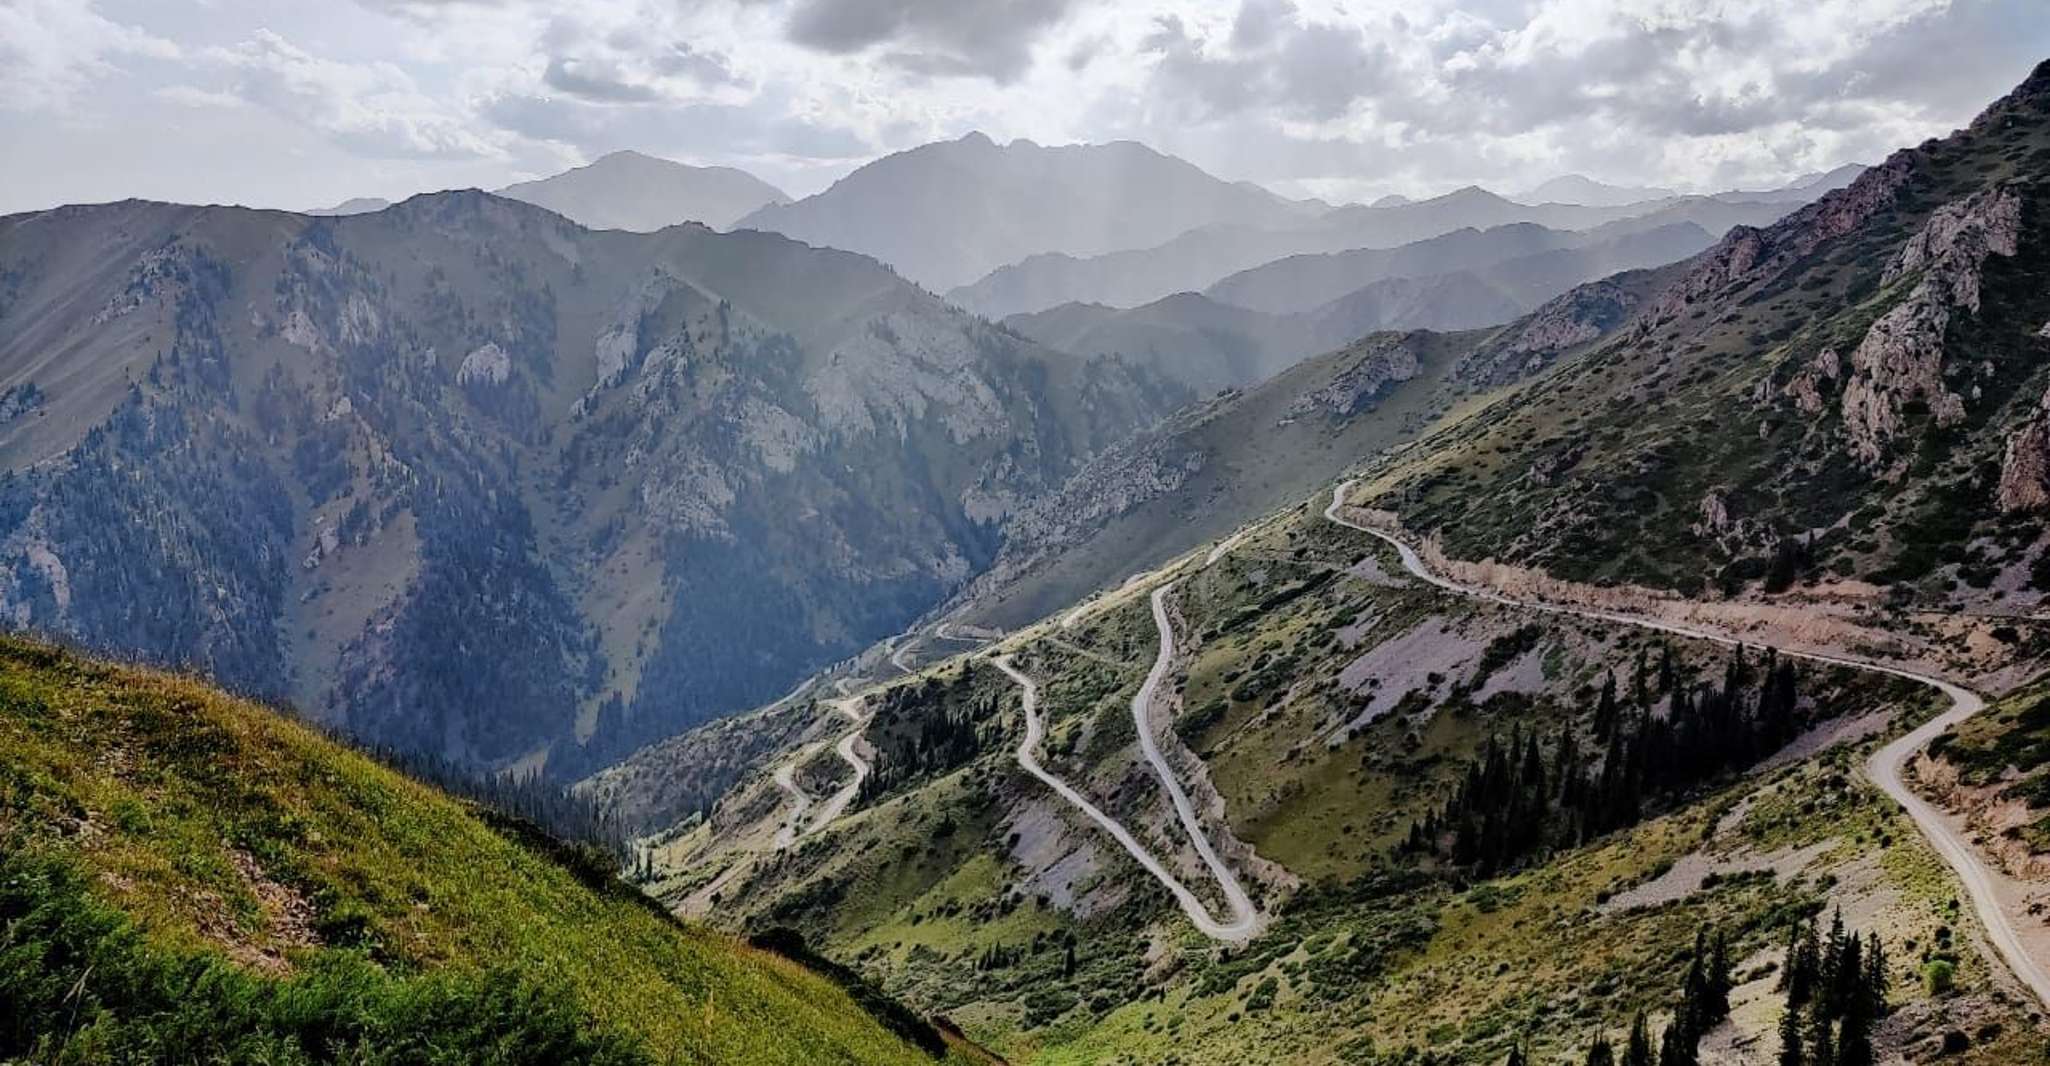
[1585,1034,1617,1066]
[1623,1013,1655,1066]
[1777,1006,1805,1066]
[1806,998,1835,1066]
[1658,1024,1698,1066]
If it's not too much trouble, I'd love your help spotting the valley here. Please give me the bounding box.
[603,59,2050,1066]
[8,11,2050,1063]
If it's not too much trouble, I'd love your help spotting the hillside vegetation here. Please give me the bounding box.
[642,494,2046,1064]
[0,635,983,1065]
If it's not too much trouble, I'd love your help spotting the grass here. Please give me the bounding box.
[0,635,977,1064]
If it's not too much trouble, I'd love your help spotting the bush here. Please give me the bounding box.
[1922,958,1957,996]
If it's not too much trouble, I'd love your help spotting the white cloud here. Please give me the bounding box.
[2,0,2045,211]
[0,0,179,111]
[205,28,503,159]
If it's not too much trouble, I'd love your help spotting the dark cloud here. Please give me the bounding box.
[543,56,662,102]
[540,43,742,103]
[1142,3,1386,123]
[783,0,1069,83]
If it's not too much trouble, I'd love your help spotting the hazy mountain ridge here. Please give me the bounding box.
[497,149,790,231]
[949,185,1803,319]
[999,222,1713,394]
[0,190,1180,775]
[736,132,1322,291]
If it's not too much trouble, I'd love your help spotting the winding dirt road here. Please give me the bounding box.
[1130,583,1261,936]
[1321,479,2050,1010]
[769,694,872,849]
[994,654,1258,941]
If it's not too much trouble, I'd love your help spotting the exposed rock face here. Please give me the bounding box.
[996,432,1206,557]
[1697,491,1732,534]
[1884,185,2022,309]
[1526,443,1586,487]
[456,342,512,386]
[1998,387,2050,512]
[1289,336,1420,417]
[1783,347,1841,414]
[1839,185,2023,463]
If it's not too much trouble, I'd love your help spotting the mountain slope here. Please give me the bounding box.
[0,634,986,1065]
[496,150,789,231]
[307,197,392,216]
[1355,59,2050,607]
[963,265,1679,632]
[0,191,1180,776]
[735,133,1319,291]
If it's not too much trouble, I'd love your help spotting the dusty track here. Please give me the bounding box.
[1321,479,2049,1010]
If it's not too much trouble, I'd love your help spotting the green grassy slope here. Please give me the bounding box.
[0,635,986,1065]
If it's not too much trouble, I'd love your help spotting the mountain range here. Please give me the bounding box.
[945,184,1825,320]
[999,221,1714,392]
[312,150,790,231]
[497,149,790,231]
[586,59,2050,1066]
[0,190,1178,777]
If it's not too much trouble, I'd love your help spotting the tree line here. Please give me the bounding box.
[1404,645,1810,876]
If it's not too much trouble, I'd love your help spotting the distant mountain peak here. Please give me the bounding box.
[736,135,1309,290]
[494,150,787,232]
[1520,174,1677,207]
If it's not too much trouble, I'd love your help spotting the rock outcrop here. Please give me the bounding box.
[1998,387,2050,513]
[1782,347,1841,414]
[1838,185,2022,463]
[1289,336,1421,417]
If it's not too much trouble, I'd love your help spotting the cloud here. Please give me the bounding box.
[6,0,2048,214]
[0,0,178,111]
[209,29,502,159]
[783,0,1070,82]
[483,89,870,162]
[1140,3,1389,123]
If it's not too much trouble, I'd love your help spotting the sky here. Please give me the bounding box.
[3,0,2046,215]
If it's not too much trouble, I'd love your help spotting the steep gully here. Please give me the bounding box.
[1321,479,2050,1010]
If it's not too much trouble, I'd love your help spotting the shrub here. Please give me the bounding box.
[1922,958,1956,996]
